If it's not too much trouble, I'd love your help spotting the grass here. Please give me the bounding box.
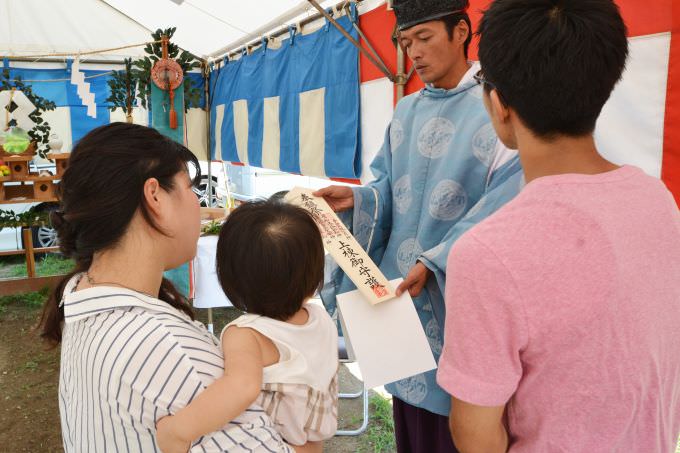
[0,287,49,310]
[1,254,74,278]
[358,394,396,453]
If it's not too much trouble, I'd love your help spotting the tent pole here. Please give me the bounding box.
[346,4,394,84]
[204,62,214,207]
[1,56,129,65]
[307,0,394,81]
[396,43,405,101]
[204,62,214,330]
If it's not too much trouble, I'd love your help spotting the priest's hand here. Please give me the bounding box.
[313,185,354,212]
[396,262,432,297]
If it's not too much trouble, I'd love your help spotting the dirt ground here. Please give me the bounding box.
[0,300,387,453]
[0,300,62,452]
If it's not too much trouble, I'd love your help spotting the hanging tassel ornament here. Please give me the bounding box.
[151,36,183,129]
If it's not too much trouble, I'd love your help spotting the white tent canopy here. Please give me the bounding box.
[1,0,356,61]
[0,0,151,61]
[103,0,340,59]
[0,0,384,162]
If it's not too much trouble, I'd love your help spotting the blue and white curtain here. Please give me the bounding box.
[210,8,361,179]
[1,58,205,147]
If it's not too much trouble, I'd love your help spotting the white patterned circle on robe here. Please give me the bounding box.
[394,373,428,404]
[428,179,468,221]
[472,123,497,166]
[397,238,424,276]
[417,117,456,159]
[393,174,412,214]
[390,118,405,151]
[425,318,443,356]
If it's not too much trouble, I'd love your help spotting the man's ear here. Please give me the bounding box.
[143,178,163,216]
[489,90,510,125]
[456,19,470,46]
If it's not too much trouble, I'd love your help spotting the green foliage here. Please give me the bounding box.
[131,27,203,111]
[0,69,57,159]
[0,286,49,309]
[23,360,39,371]
[106,57,137,117]
[201,220,223,235]
[360,395,396,453]
[5,254,74,279]
[37,254,74,277]
[0,207,49,228]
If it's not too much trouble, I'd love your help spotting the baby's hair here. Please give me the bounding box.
[216,199,324,320]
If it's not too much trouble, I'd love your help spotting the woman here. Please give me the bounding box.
[39,123,303,452]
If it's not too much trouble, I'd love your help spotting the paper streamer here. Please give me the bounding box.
[70,57,97,118]
[285,186,395,305]
[0,90,37,130]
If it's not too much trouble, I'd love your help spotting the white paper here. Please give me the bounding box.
[285,186,395,304]
[192,235,233,308]
[70,57,97,119]
[336,278,437,389]
[0,90,37,131]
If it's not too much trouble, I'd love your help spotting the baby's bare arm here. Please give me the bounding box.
[156,326,264,449]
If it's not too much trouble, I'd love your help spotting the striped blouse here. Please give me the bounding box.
[59,275,293,453]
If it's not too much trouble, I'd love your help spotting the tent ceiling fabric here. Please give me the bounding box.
[0,0,152,60]
[102,0,338,58]
[1,0,373,61]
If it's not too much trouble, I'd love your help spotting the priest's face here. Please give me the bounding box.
[399,19,468,89]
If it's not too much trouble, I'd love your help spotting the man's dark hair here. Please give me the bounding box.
[477,0,628,138]
[442,12,472,58]
[216,199,324,321]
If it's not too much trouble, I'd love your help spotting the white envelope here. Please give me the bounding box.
[192,235,233,309]
[336,278,437,389]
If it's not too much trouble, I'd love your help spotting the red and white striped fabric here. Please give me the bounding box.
[357,1,680,205]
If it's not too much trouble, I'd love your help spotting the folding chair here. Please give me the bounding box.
[336,336,369,436]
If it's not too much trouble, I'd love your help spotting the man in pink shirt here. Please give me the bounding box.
[436,1,680,452]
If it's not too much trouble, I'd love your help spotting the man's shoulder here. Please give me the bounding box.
[460,187,561,250]
[393,90,421,113]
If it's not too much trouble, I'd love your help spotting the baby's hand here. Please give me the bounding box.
[156,415,192,453]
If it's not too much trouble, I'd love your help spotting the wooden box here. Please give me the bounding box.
[200,207,228,223]
[3,183,33,201]
[31,176,57,200]
[47,152,70,177]
[4,155,32,180]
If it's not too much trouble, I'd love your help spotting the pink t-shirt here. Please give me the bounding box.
[438,165,680,452]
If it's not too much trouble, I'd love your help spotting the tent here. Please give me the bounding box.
[0,0,677,202]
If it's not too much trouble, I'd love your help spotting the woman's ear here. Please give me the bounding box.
[143,177,163,216]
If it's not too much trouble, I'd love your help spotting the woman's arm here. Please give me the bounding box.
[156,326,264,452]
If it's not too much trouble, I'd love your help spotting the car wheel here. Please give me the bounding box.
[193,177,219,207]
[33,225,58,248]
[20,203,59,257]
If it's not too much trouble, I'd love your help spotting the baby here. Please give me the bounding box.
[156,199,338,453]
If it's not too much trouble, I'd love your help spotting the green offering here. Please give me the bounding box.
[2,127,31,153]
